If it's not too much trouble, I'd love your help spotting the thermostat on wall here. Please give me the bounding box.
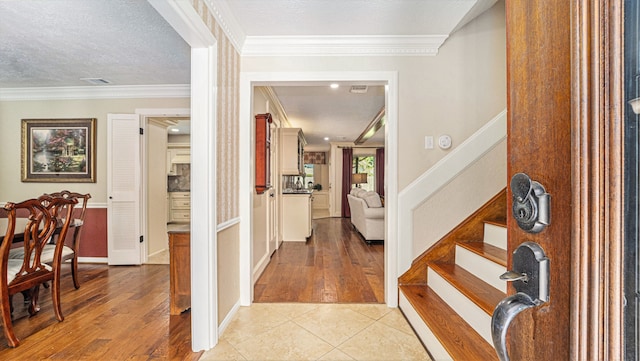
[438,135,452,149]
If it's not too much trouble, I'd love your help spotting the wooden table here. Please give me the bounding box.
[0,217,81,243]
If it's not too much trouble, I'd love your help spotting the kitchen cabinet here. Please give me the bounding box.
[280,128,306,175]
[167,144,190,175]
[168,230,190,315]
[282,193,312,241]
[255,113,272,194]
[169,192,190,223]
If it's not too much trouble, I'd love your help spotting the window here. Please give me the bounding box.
[304,164,314,188]
[353,155,375,192]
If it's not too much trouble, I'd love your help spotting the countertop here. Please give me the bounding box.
[167,223,190,233]
[282,189,313,195]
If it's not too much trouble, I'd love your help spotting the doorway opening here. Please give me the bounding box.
[138,110,190,265]
[238,71,399,307]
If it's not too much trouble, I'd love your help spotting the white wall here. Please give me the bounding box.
[241,2,506,193]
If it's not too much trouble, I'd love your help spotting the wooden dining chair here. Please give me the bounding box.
[0,195,76,347]
[43,191,91,289]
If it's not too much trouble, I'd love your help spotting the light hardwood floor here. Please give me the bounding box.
[0,264,201,360]
[254,217,385,303]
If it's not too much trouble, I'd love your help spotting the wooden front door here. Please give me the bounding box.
[504,1,624,360]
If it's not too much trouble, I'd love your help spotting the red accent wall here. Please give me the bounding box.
[79,208,108,258]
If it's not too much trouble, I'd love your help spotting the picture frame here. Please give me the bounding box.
[21,118,96,183]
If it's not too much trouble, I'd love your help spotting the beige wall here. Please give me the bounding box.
[217,223,240,325]
[241,1,506,192]
[412,139,507,258]
[0,97,189,203]
[252,87,270,273]
[147,122,169,255]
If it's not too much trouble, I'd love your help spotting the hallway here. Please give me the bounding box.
[253,218,385,303]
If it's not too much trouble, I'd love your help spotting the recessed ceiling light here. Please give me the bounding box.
[330,83,339,89]
[170,128,180,132]
[324,137,330,141]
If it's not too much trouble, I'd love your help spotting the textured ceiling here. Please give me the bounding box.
[0,0,190,88]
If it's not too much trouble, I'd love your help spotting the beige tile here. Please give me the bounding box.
[221,305,291,346]
[293,305,376,346]
[199,340,247,361]
[338,322,431,361]
[318,348,356,361]
[377,308,416,335]
[342,303,392,320]
[232,321,334,361]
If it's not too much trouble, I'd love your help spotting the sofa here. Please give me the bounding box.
[346,188,385,243]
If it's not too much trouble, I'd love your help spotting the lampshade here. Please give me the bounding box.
[352,173,368,184]
[630,97,640,115]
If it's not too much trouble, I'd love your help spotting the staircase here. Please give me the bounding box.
[398,190,507,361]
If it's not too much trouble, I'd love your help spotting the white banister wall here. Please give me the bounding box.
[397,110,507,274]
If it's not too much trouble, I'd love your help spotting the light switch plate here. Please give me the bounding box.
[425,136,434,149]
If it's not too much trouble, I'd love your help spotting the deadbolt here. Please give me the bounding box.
[510,173,550,233]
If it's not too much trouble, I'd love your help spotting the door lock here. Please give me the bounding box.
[491,242,550,361]
[510,173,550,233]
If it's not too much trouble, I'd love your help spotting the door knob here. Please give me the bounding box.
[491,242,549,361]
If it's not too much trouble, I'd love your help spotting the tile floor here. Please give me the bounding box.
[200,303,432,361]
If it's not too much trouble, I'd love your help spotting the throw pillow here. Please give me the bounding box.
[362,191,382,208]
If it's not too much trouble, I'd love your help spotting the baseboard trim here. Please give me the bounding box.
[78,257,108,264]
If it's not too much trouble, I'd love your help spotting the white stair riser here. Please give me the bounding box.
[428,268,494,346]
[483,223,507,250]
[399,292,453,361]
[455,246,506,293]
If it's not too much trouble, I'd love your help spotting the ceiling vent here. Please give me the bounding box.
[349,85,368,94]
[80,77,111,85]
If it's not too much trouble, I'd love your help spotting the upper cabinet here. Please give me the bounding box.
[280,128,306,175]
[167,144,190,175]
[255,113,273,194]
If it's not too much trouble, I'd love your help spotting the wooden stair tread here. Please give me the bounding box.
[429,262,505,315]
[400,285,499,361]
[457,241,507,267]
[484,219,506,227]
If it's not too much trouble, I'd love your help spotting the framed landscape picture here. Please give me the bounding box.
[21,118,96,182]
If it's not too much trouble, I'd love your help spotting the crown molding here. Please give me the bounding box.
[203,0,245,53]
[182,1,449,57]
[241,35,448,57]
[0,84,190,101]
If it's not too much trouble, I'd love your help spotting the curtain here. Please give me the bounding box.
[341,148,353,218]
[376,147,385,196]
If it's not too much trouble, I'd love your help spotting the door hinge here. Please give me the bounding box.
[139,235,144,243]
[139,127,144,135]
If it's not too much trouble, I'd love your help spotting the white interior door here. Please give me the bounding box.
[107,113,141,265]
[268,121,278,251]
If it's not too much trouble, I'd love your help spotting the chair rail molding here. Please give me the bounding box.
[397,109,506,273]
